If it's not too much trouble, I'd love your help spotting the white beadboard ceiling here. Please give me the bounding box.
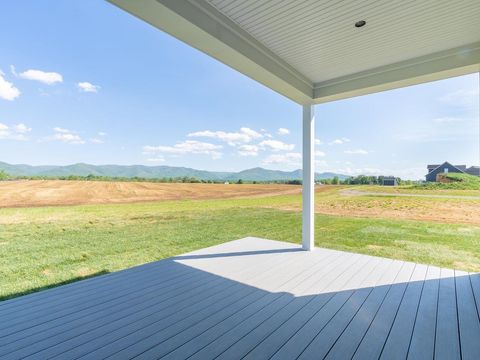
[108,0,480,104]
[207,0,480,83]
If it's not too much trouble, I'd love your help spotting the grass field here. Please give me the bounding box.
[1,181,480,300]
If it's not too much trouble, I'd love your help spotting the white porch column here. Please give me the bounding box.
[302,104,315,251]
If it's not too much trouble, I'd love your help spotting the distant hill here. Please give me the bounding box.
[0,161,348,182]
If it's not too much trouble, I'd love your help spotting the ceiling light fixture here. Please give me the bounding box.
[355,20,366,28]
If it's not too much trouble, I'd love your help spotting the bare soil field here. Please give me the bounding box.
[1,181,479,225]
[0,180,301,208]
[283,186,480,225]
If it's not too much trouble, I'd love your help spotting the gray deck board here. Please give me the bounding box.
[1,246,296,356]
[0,237,476,360]
[379,264,428,360]
[456,270,480,359]
[351,261,416,360]
[434,268,461,360]
[269,256,382,360]
[407,265,441,359]
[323,260,405,360]
[298,259,398,360]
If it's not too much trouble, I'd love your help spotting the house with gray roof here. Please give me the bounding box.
[426,161,480,182]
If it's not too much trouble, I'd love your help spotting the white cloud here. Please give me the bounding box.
[432,117,464,123]
[329,137,350,145]
[240,127,262,138]
[0,122,31,140]
[143,140,222,159]
[238,144,259,157]
[90,138,104,144]
[259,139,295,151]
[53,127,70,133]
[98,132,107,136]
[13,123,31,133]
[188,127,262,146]
[262,152,302,166]
[315,150,326,157]
[0,71,20,101]
[344,149,369,155]
[440,88,479,107]
[77,82,100,93]
[47,127,85,144]
[277,127,290,135]
[315,138,322,145]
[19,69,63,85]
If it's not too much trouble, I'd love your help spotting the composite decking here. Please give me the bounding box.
[1,237,479,360]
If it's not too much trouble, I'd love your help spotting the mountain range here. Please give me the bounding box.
[0,161,349,181]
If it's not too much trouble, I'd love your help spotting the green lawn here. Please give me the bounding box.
[2,195,480,301]
[358,185,480,197]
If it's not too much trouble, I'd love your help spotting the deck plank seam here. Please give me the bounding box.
[469,274,480,323]
[432,267,442,360]
[454,272,463,360]
[404,265,429,359]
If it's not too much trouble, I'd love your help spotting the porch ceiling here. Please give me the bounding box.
[108,0,480,104]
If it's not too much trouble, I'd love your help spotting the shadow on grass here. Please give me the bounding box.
[0,270,110,302]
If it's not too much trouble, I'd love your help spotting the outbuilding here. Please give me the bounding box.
[382,176,397,186]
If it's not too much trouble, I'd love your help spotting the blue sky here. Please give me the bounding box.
[0,1,478,180]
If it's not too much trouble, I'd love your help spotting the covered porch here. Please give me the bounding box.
[1,237,479,359]
[2,1,479,359]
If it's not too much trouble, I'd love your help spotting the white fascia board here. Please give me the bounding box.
[107,0,314,104]
[313,42,480,104]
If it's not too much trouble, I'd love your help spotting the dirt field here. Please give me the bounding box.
[0,180,302,208]
[279,186,480,225]
[1,181,479,225]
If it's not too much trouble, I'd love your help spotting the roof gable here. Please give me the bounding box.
[427,161,466,174]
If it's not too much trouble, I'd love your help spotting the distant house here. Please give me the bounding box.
[466,166,480,176]
[425,161,480,182]
[382,176,397,186]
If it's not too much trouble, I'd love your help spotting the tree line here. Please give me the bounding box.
[318,175,415,185]
[0,170,413,185]
[0,171,302,185]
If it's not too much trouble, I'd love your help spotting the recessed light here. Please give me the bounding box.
[355,20,366,28]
